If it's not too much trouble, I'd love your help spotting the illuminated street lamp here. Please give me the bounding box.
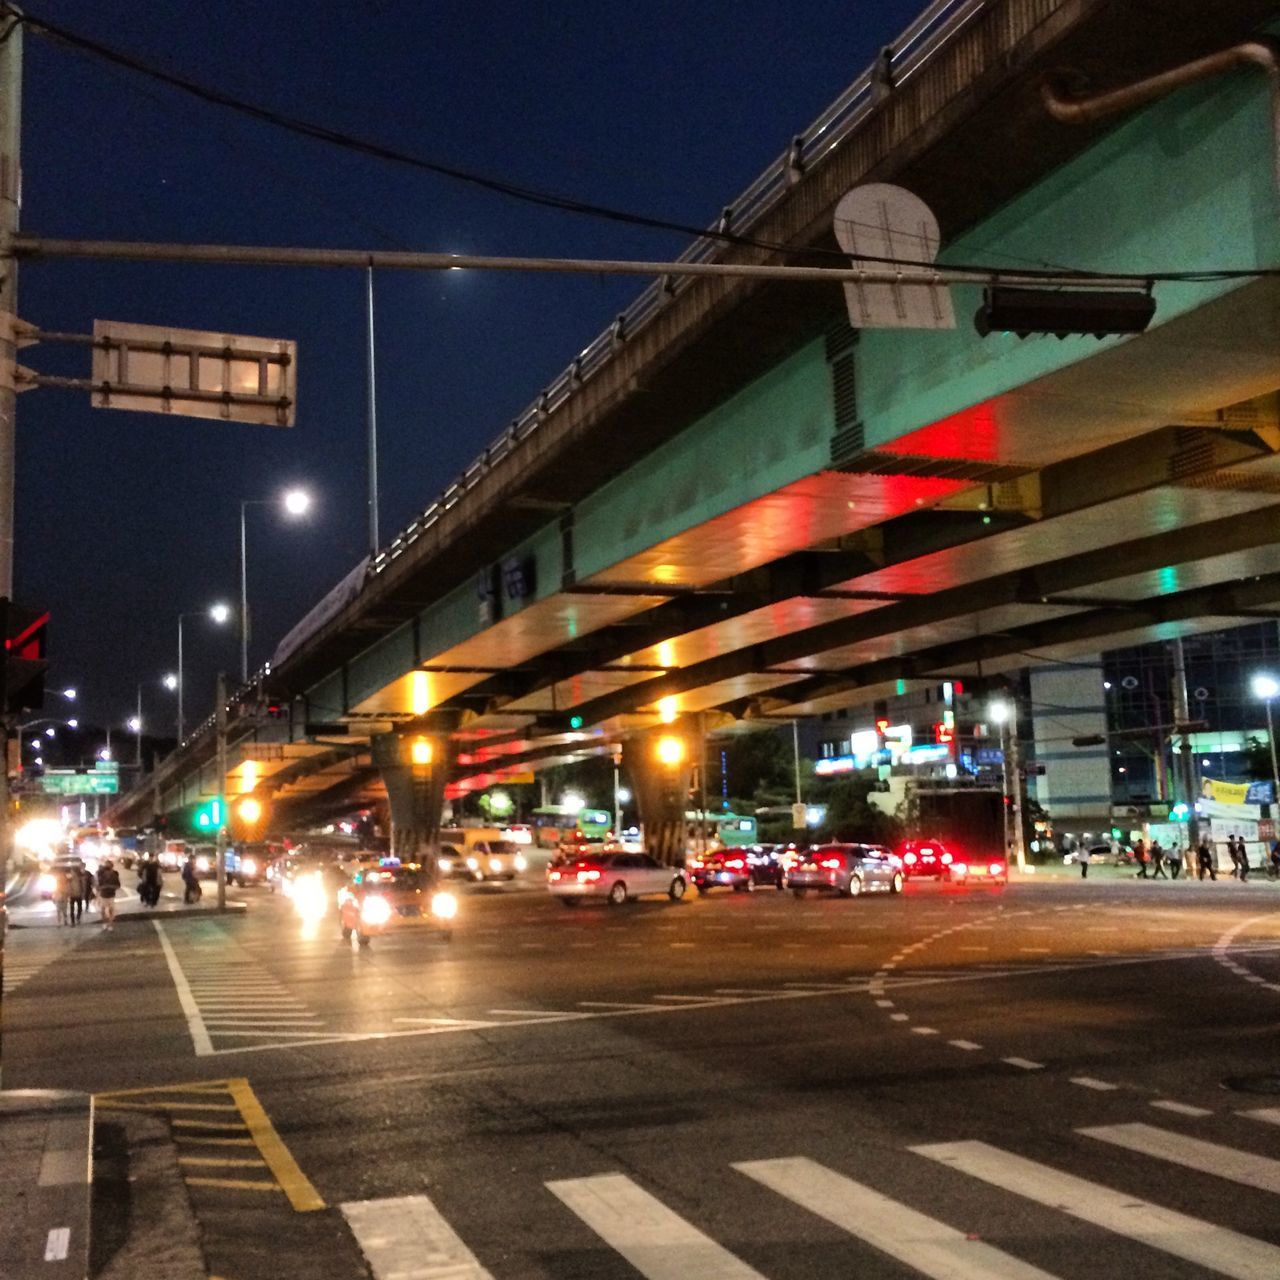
[177,603,232,743]
[655,735,685,767]
[1251,673,1280,809]
[240,487,313,683]
[987,700,1019,867]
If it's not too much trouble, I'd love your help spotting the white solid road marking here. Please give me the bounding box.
[949,1040,982,1051]
[1069,1077,1119,1092]
[1002,1058,1043,1071]
[910,1026,939,1036]
[914,1140,1280,1280]
[890,1013,909,1022]
[1081,1122,1280,1194]
[1151,1100,1212,1118]
[342,1194,493,1280]
[44,1227,70,1261]
[735,1157,1058,1280]
[546,1173,766,1280]
[1245,1108,1280,1127]
[154,922,213,1057]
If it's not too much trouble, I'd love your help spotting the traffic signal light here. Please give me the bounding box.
[974,287,1155,339]
[193,798,224,831]
[569,715,584,730]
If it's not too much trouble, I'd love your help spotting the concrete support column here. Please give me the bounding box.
[372,731,456,867]
[626,727,694,866]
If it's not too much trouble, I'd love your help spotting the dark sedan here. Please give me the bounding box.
[788,843,903,898]
[689,846,785,893]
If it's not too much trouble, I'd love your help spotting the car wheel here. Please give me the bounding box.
[889,872,904,894]
[560,898,579,909]
[792,887,808,899]
[775,876,785,891]
[607,880,628,906]
[694,883,707,894]
[341,925,352,940]
[844,874,863,898]
[668,877,686,901]
[741,876,755,893]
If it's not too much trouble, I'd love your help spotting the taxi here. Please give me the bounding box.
[337,860,458,945]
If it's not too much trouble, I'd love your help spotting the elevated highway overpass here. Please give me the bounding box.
[105,0,1280,851]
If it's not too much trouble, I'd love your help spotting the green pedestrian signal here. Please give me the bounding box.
[569,715,584,730]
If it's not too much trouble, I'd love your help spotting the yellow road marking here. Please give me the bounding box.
[171,1119,249,1131]
[226,1078,325,1212]
[179,1136,258,1147]
[185,1176,280,1193]
[179,1156,270,1168]
[94,1079,231,1098]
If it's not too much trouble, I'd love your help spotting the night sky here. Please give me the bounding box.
[16,0,921,745]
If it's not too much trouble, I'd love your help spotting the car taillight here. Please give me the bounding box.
[549,870,562,881]
[577,869,601,883]
[952,862,968,876]
[726,858,744,869]
[690,860,704,869]
[940,852,952,864]
[920,847,934,855]
[821,857,842,870]
[989,862,1005,877]
[903,852,917,865]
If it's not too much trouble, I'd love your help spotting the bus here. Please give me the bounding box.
[686,811,758,849]
[531,806,613,849]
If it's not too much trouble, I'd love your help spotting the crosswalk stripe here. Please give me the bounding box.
[1245,1109,1280,1127]
[734,1156,1059,1279]
[342,1194,493,1279]
[913,1140,1280,1279]
[546,1173,766,1280]
[1081,1122,1280,1194]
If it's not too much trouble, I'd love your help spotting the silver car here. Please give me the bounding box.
[788,843,903,898]
[547,851,687,906]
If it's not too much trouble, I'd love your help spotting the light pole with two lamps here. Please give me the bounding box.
[987,697,1025,870]
[177,604,232,744]
[239,487,311,683]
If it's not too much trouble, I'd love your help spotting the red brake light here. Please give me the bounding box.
[952,862,968,876]
[726,858,744,869]
[549,870,561,881]
[821,857,842,869]
[577,869,601,883]
[989,861,1005,877]
[940,852,952,865]
[920,846,934,855]
[903,852,917,865]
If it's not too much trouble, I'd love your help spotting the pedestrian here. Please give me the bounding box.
[1226,834,1240,878]
[52,867,71,925]
[80,865,96,919]
[1150,840,1167,879]
[1134,838,1149,879]
[138,857,162,908]
[66,861,85,925]
[1078,844,1091,879]
[97,858,121,930]
[181,854,202,904]
[1168,843,1182,880]
[1238,836,1250,882]
[1197,837,1217,880]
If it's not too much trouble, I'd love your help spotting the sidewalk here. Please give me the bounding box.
[9,888,249,930]
[0,1090,93,1280]
[1012,860,1280,884]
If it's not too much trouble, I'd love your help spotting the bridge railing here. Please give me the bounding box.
[365,0,990,581]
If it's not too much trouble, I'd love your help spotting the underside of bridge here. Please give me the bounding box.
[108,0,1280,840]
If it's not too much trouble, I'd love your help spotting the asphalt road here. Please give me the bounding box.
[5,873,1280,1279]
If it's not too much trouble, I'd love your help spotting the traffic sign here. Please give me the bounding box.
[38,770,118,795]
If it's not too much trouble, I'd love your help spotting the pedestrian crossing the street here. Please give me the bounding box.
[342,1107,1280,1279]
[154,922,329,1055]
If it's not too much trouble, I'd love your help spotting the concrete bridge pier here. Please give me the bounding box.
[371,730,457,866]
[627,727,695,866]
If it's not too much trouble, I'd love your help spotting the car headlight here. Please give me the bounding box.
[196,856,211,873]
[431,891,458,920]
[489,857,502,873]
[466,856,479,871]
[514,854,527,872]
[242,858,258,876]
[38,872,57,894]
[360,895,392,926]
[438,858,453,872]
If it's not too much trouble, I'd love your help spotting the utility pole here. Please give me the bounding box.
[365,267,379,557]
[1006,696,1027,870]
[1171,637,1200,852]
[215,671,228,911]
[0,9,23,1092]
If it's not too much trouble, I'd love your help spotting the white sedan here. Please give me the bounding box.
[547,852,687,906]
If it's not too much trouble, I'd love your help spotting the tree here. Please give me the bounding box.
[810,773,901,845]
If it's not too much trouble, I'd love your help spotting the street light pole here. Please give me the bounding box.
[239,500,249,684]
[177,613,186,743]
[135,682,143,768]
